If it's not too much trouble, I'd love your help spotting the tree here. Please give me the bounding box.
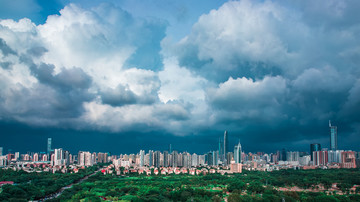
[211,195,222,202]
[228,181,246,192]
[247,182,265,194]
[228,193,241,202]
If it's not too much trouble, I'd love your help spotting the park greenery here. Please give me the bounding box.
[0,167,359,201]
[49,168,360,202]
[0,165,100,201]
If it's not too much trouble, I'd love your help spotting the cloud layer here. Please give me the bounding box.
[1,0,360,151]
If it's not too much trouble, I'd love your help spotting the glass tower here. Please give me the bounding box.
[329,120,337,150]
[223,130,228,165]
[234,140,242,163]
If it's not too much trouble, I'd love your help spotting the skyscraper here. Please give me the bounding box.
[149,150,153,167]
[223,130,228,165]
[218,138,222,163]
[310,143,321,161]
[0,147,3,156]
[47,138,52,155]
[234,140,242,163]
[163,151,169,167]
[54,148,64,166]
[140,150,145,167]
[154,151,161,167]
[329,120,338,150]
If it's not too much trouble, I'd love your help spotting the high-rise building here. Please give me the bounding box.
[172,151,178,167]
[218,138,223,163]
[97,152,108,163]
[140,150,145,167]
[207,152,213,166]
[230,157,242,173]
[54,148,67,166]
[310,143,321,161]
[223,130,228,165]
[286,151,299,162]
[328,150,342,163]
[163,151,169,167]
[47,138,52,155]
[0,147,3,156]
[329,120,338,150]
[191,153,198,167]
[341,151,356,168]
[234,140,242,163]
[154,151,161,167]
[313,150,328,166]
[213,151,218,166]
[78,151,93,166]
[149,150,153,167]
[226,152,233,165]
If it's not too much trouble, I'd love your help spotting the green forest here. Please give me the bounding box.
[1,167,360,201]
[53,168,360,202]
[0,165,100,201]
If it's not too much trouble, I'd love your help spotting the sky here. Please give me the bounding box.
[0,0,360,155]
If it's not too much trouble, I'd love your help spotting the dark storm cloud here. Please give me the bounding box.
[165,0,360,151]
[0,55,94,126]
[1,0,360,154]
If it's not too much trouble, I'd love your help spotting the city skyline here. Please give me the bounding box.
[0,123,351,156]
[1,0,360,153]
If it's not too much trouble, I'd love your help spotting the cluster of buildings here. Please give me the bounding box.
[0,121,359,174]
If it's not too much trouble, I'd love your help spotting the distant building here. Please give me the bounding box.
[163,151,169,167]
[54,148,68,166]
[0,147,2,156]
[299,155,311,166]
[230,158,242,173]
[234,140,242,163]
[223,131,228,165]
[329,120,338,150]
[313,150,328,166]
[286,151,299,162]
[149,150,153,167]
[139,150,145,167]
[310,143,321,161]
[328,150,342,163]
[97,152,108,163]
[154,151,161,167]
[78,151,94,166]
[33,153,39,162]
[341,151,356,168]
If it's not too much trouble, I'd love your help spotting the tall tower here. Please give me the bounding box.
[47,138,52,155]
[223,131,228,165]
[140,150,145,167]
[234,140,242,163]
[218,138,222,163]
[329,120,338,150]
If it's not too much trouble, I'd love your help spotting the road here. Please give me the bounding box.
[35,169,101,201]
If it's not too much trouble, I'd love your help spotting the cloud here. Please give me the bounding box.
[0,3,167,130]
[1,0,360,152]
